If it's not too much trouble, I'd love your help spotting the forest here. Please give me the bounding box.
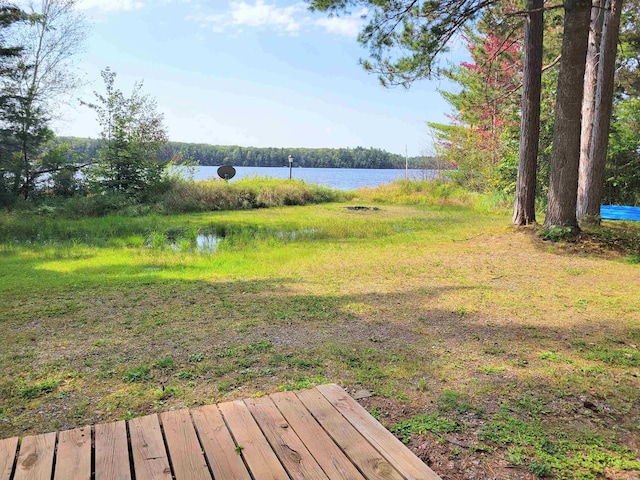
[55,137,445,170]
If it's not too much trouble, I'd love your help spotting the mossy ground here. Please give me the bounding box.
[0,190,638,479]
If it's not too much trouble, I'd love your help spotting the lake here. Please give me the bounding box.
[192,166,442,191]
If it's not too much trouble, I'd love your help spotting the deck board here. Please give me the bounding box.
[219,400,290,480]
[245,395,329,480]
[271,391,367,480]
[0,437,18,480]
[13,431,56,480]
[160,410,211,480]
[129,414,171,480]
[0,384,441,480]
[318,384,441,480]
[95,421,131,480]
[54,427,91,480]
[297,388,404,480]
[191,405,252,480]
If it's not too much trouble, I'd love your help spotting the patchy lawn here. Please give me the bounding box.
[0,202,638,479]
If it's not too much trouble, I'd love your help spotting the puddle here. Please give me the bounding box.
[170,234,222,253]
[162,227,318,253]
[196,234,222,252]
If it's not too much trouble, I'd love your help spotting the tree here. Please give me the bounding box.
[578,0,624,222]
[0,0,86,200]
[310,0,501,87]
[0,1,27,204]
[85,67,168,197]
[512,0,544,225]
[428,23,523,192]
[577,0,605,219]
[544,0,592,230]
[0,2,26,75]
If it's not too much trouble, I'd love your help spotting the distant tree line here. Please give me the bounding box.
[56,137,449,170]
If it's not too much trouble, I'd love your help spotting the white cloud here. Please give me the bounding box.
[189,1,306,35]
[77,0,145,12]
[229,0,305,34]
[315,11,364,38]
[189,1,362,37]
[77,0,191,13]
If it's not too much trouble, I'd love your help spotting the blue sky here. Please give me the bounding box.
[53,0,463,157]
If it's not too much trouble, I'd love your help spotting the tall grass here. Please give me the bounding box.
[157,177,349,213]
[1,177,349,219]
[355,179,478,207]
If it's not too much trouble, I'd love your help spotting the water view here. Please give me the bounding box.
[192,166,442,191]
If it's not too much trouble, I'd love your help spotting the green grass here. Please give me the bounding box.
[0,183,639,479]
[391,413,462,443]
[479,413,640,479]
[18,379,59,399]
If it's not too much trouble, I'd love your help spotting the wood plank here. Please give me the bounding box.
[317,384,441,480]
[13,431,56,480]
[218,400,289,480]
[159,409,211,480]
[54,427,91,480]
[0,437,18,480]
[297,388,404,480]
[129,415,172,480]
[95,420,131,480]
[245,396,328,480]
[191,405,252,480]
[271,391,366,480]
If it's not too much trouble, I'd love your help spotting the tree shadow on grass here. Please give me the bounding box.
[1,271,638,443]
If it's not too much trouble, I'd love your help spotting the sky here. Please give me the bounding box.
[50,0,465,157]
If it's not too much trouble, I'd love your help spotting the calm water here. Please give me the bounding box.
[192,166,441,191]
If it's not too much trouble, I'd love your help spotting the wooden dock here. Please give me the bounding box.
[0,384,441,479]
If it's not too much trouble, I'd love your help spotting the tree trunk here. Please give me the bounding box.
[577,0,605,219]
[544,0,592,230]
[512,0,544,226]
[582,0,623,222]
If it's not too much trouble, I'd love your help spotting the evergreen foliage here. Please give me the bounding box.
[0,0,86,205]
[54,136,447,170]
[83,67,169,199]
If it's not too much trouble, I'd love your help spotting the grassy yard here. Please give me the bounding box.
[0,191,638,479]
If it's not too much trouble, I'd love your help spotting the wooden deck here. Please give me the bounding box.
[0,384,441,480]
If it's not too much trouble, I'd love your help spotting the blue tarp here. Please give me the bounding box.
[600,205,640,221]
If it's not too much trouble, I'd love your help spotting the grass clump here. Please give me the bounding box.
[155,357,175,369]
[479,413,640,479]
[122,366,152,383]
[539,351,574,363]
[437,390,475,414]
[18,380,59,399]
[188,353,205,363]
[572,340,640,367]
[356,179,479,208]
[391,413,461,443]
[158,177,348,213]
